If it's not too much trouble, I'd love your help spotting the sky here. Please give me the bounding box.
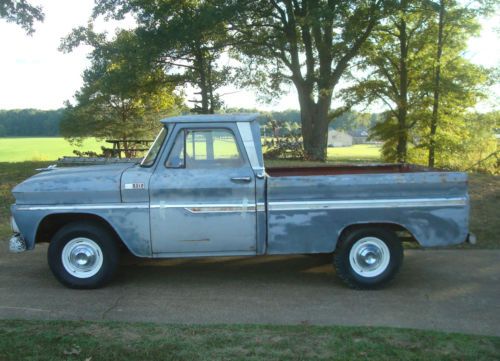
[0,0,498,112]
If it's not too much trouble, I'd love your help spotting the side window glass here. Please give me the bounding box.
[186,129,243,168]
[165,131,185,168]
[166,128,243,168]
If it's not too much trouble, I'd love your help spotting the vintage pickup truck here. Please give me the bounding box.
[9,113,472,289]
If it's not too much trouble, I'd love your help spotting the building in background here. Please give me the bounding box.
[327,130,353,147]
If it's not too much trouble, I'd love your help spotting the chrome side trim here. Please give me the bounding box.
[16,204,149,211]
[13,197,464,213]
[151,203,265,213]
[268,197,467,211]
[185,205,256,214]
[15,202,264,213]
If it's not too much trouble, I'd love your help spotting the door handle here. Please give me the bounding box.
[231,176,252,183]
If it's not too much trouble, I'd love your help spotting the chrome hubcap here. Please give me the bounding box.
[62,238,103,278]
[349,237,390,277]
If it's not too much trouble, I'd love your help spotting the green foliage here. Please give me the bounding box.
[91,0,232,114]
[229,0,395,160]
[0,109,63,136]
[60,29,183,154]
[409,111,499,173]
[0,0,44,34]
[345,0,494,167]
[330,112,382,133]
[344,1,440,162]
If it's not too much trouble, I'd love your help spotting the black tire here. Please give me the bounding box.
[333,227,403,290]
[48,221,120,289]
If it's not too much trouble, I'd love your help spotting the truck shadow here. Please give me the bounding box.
[116,253,341,288]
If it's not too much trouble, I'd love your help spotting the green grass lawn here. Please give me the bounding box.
[327,144,381,162]
[0,137,105,162]
[0,137,381,163]
[0,320,498,361]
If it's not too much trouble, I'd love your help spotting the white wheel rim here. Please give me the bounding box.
[349,237,390,278]
[61,238,103,279]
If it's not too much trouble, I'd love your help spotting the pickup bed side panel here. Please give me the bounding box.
[266,172,469,254]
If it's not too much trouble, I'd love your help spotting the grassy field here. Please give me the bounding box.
[0,137,105,162]
[1,161,499,248]
[0,137,381,162]
[327,144,381,162]
[0,320,498,361]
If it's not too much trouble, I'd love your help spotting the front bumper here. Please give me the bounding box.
[466,233,477,245]
[9,234,27,253]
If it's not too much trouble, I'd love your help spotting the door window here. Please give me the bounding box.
[166,129,244,168]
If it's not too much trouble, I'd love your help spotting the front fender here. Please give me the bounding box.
[10,204,152,257]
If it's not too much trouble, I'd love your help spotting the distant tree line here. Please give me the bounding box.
[0,107,378,137]
[0,109,63,136]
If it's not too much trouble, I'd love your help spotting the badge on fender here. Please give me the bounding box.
[124,183,145,190]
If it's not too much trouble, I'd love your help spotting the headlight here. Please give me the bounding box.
[10,217,19,233]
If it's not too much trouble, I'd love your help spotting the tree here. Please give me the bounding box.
[343,0,436,162]
[427,0,445,167]
[344,0,492,164]
[0,109,63,136]
[60,30,183,156]
[427,0,495,167]
[229,0,393,160]
[92,0,232,114]
[0,0,44,34]
[409,111,498,173]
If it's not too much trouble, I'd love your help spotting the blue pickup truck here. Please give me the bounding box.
[9,114,472,289]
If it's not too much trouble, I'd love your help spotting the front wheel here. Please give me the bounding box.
[48,221,120,289]
[334,228,403,289]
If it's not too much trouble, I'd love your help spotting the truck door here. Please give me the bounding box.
[149,123,257,255]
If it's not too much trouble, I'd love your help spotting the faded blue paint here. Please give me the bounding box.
[266,172,468,251]
[12,163,132,205]
[10,205,151,256]
[149,122,257,254]
[9,113,470,260]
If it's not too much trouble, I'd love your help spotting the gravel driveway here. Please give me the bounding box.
[1,243,499,336]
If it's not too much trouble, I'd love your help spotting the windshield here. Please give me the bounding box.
[140,128,167,167]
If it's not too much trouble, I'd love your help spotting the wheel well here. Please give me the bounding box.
[338,223,417,244]
[35,213,124,247]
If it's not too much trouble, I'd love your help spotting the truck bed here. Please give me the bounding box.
[266,163,431,177]
[265,168,469,254]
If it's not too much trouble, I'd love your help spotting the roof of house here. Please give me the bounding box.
[160,113,260,124]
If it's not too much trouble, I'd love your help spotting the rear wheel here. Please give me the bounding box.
[334,227,403,289]
[48,221,120,289]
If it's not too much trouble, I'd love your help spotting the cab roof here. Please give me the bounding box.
[160,113,260,124]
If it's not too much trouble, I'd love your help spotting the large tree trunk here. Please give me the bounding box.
[396,9,409,163]
[428,0,445,168]
[297,86,331,161]
[193,45,210,114]
[396,113,408,162]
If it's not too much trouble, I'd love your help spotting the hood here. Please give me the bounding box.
[13,163,135,205]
